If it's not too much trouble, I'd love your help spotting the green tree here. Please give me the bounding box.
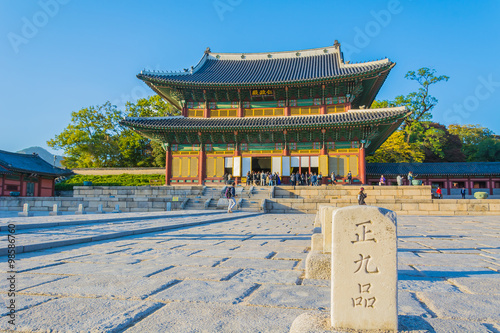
[118,95,177,167]
[470,137,500,161]
[366,131,425,163]
[48,96,177,168]
[448,124,499,161]
[369,68,451,162]
[48,102,123,168]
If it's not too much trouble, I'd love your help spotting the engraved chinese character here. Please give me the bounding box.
[351,221,376,244]
[358,283,371,293]
[266,89,273,95]
[252,90,258,95]
[354,254,379,274]
[352,297,363,307]
[259,89,266,95]
[365,297,376,308]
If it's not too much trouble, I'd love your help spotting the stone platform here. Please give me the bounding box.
[0,212,499,332]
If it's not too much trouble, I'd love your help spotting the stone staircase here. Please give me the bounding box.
[182,196,207,210]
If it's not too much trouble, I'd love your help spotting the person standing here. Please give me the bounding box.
[347,171,352,184]
[408,171,413,185]
[330,171,335,185]
[379,175,386,186]
[396,175,402,186]
[260,171,265,186]
[318,172,323,185]
[226,183,237,213]
[358,187,367,205]
[461,187,466,199]
[436,186,442,199]
[246,171,251,186]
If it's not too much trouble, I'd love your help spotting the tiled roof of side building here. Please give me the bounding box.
[121,107,409,131]
[367,162,500,176]
[137,45,394,86]
[0,150,73,177]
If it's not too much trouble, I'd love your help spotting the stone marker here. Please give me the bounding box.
[75,204,86,215]
[112,204,122,213]
[95,204,104,214]
[305,205,336,280]
[18,203,34,217]
[166,202,172,211]
[331,206,397,332]
[49,204,62,216]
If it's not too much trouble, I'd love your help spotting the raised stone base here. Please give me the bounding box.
[305,252,331,280]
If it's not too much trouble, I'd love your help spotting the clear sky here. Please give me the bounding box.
[1,0,499,155]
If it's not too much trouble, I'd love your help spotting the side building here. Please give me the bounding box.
[121,42,410,185]
[0,150,73,197]
[367,162,500,196]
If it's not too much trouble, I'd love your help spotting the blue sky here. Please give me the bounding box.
[1,0,499,155]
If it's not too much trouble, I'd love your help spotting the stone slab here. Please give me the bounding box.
[24,275,179,300]
[230,268,302,285]
[124,301,305,333]
[149,266,240,281]
[220,257,298,270]
[420,292,500,322]
[0,294,55,316]
[247,284,330,310]
[149,280,257,304]
[0,297,162,332]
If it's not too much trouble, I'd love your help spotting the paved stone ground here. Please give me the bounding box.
[0,212,499,332]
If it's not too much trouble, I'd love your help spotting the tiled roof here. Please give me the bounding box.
[0,150,73,177]
[367,162,500,176]
[121,107,409,131]
[137,45,393,87]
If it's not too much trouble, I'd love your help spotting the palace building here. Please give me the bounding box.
[121,42,410,185]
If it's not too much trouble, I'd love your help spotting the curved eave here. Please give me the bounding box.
[136,63,394,90]
[120,109,410,134]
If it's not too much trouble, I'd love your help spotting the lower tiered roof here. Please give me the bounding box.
[120,107,409,155]
[122,107,408,131]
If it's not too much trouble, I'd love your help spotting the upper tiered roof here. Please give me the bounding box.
[137,44,394,88]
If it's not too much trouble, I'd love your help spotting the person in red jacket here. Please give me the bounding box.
[436,186,442,199]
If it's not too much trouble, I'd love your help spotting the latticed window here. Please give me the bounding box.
[290,107,320,115]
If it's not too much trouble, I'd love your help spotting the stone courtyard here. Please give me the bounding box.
[0,211,499,332]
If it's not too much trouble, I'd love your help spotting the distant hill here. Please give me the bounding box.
[17,146,64,168]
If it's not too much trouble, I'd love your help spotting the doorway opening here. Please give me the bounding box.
[252,157,271,172]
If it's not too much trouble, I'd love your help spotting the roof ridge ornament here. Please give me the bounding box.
[334,40,340,48]
[205,47,211,54]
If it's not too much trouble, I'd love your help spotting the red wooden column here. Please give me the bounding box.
[182,106,188,117]
[358,147,366,185]
[165,146,172,186]
[468,177,473,195]
[19,174,24,196]
[320,105,327,114]
[198,147,205,185]
[446,176,451,195]
[489,176,494,195]
[0,175,4,196]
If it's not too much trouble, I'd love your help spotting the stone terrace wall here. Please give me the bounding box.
[268,185,500,215]
[0,186,205,213]
[73,186,205,199]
